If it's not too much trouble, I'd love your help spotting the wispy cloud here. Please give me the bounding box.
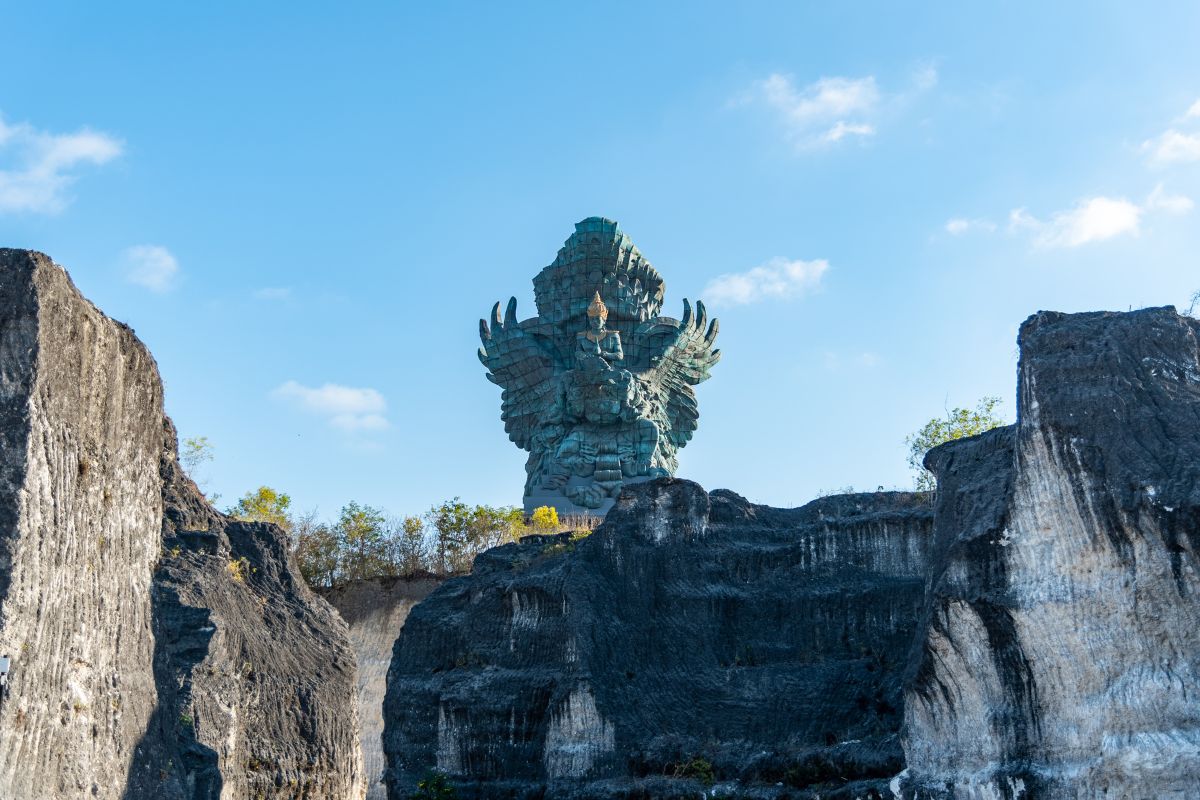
[1145,182,1194,214]
[740,64,937,149]
[1142,98,1200,165]
[750,73,880,147]
[948,184,1191,249]
[944,218,997,236]
[703,257,828,305]
[273,380,390,432]
[123,245,180,292]
[1011,197,1142,248]
[0,113,122,213]
[254,287,293,301]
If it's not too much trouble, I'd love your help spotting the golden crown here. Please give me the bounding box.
[586,290,608,319]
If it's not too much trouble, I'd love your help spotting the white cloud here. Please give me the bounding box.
[1006,186,1192,249]
[753,73,880,146]
[274,380,390,432]
[1012,197,1142,248]
[1146,183,1194,214]
[1143,129,1200,165]
[0,114,122,213]
[1141,99,1200,165]
[703,257,828,306]
[944,218,997,235]
[254,287,293,301]
[123,245,180,292]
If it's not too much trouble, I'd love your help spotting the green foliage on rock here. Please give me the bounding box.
[221,484,589,587]
[227,485,292,529]
[906,396,1006,491]
[409,771,457,800]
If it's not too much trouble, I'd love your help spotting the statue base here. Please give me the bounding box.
[523,476,652,519]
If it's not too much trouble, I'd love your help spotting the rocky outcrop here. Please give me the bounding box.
[0,250,364,799]
[321,575,445,799]
[384,480,934,799]
[901,307,1200,799]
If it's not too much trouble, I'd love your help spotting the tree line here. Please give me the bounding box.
[226,487,570,587]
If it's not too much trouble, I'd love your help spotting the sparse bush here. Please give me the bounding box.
[671,756,715,786]
[409,770,457,800]
[905,396,1006,491]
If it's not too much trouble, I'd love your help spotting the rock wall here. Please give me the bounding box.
[901,307,1200,799]
[0,249,164,799]
[321,576,444,799]
[384,480,934,799]
[0,250,364,799]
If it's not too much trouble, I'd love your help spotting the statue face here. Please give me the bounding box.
[588,314,604,331]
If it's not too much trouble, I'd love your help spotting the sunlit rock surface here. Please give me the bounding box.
[383,479,934,799]
[901,307,1200,799]
[0,250,364,800]
[321,575,444,799]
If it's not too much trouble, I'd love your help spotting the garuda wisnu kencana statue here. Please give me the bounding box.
[479,217,720,515]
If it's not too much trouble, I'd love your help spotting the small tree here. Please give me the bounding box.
[1186,290,1200,318]
[228,486,293,529]
[337,501,389,581]
[390,515,431,576]
[529,505,559,532]
[180,435,214,475]
[906,396,1006,491]
[293,509,339,587]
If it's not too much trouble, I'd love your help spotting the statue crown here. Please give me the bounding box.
[586,290,608,320]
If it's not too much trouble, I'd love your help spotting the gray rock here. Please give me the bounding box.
[321,575,445,800]
[901,307,1200,799]
[0,250,364,799]
[383,478,934,799]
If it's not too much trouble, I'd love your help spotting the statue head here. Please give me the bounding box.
[586,290,608,331]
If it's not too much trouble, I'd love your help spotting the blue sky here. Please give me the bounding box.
[3,2,1199,516]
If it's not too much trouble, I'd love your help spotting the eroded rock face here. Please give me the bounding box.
[0,249,163,799]
[0,250,364,799]
[321,575,445,799]
[384,479,934,799]
[902,307,1200,799]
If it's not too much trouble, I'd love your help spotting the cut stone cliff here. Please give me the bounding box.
[0,250,364,799]
[384,480,934,799]
[902,307,1200,799]
[321,575,444,800]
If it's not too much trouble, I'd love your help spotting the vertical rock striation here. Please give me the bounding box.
[902,307,1200,799]
[384,479,934,799]
[0,249,163,799]
[0,250,364,799]
[320,575,445,800]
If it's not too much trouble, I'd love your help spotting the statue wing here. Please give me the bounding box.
[637,299,721,448]
[478,298,558,451]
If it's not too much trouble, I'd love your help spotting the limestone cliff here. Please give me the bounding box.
[383,480,933,799]
[0,250,364,799]
[901,307,1200,799]
[321,576,444,800]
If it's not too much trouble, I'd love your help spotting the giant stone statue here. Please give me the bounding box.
[479,217,721,515]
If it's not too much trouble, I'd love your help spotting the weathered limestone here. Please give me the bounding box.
[479,217,721,515]
[901,307,1200,799]
[0,249,163,799]
[383,479,934,799]
[0,250,364,799]
[320,575,445,799]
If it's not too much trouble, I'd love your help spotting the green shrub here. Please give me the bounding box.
[410,770,457,800]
